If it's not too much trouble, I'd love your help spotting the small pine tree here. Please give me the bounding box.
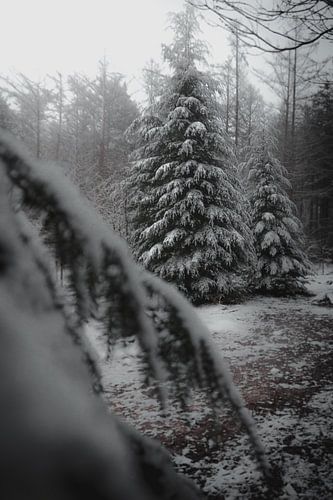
[128,7,253,304]
[248,144,310,295]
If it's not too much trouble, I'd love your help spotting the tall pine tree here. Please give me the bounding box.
[128,6,253,304]
[248,142,310,295]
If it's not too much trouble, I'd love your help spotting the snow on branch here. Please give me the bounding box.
[0,195,202,500]
[0,130,165,392]
[142,273,269,474]
[0,130,268,476]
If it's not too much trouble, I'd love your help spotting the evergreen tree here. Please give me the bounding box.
[128,6,253,304]
[248,143,310,295]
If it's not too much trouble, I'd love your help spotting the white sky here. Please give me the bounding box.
[1,0,330,106]
[1,1,184,78]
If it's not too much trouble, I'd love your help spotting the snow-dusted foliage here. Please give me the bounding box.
[0,190,200,500]
[248,144,310,295]
[128,8,253,305]
[0,131,267,497]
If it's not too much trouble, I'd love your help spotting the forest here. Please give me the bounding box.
[0,1,332,499]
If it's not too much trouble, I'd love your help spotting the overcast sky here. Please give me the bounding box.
[1,0,330,106]
[1,1,185,77]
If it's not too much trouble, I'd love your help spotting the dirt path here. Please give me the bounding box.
[200,302,333,499]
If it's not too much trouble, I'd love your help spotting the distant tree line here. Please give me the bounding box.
[0,61,138,234]
[265,48,333,257]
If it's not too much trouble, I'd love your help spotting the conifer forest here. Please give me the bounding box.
[0,1,332,499]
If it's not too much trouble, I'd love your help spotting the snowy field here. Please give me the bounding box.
[87,266,333,499]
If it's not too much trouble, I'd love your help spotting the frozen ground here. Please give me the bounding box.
[87,266,333,499]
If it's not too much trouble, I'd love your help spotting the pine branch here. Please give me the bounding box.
[0,130,269,475]
[143,273,269,475]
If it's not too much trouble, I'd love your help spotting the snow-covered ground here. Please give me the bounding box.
[87,266,333,499]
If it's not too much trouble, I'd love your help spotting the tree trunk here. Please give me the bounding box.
[36,84,41,159]
[226,63,230,134]
[99,59,107,175]
[235,30,240,148]
[55,73,63,161]
[284,52,292,164]
[291,46,297,167]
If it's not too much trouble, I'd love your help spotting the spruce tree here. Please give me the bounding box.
[128,7,253,304]
[248,143,310,295]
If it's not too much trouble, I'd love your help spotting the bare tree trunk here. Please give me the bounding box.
[235,30,240,148]
[124,188,129,239]
[284,52,292,163]
[226,62,230,134]
[247,94,253,145]
[36,83,41,159]
[185,7,191,63]
[291,46,297,166]
[55,73,64,161]
[74,98,79,167]
[99,58,107,174]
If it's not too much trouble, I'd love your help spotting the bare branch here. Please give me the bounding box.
[189,0,333,52]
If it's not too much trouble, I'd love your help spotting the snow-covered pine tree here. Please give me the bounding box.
[0,130,268,498]
[248,143,310,295]
[128,6,253,304]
